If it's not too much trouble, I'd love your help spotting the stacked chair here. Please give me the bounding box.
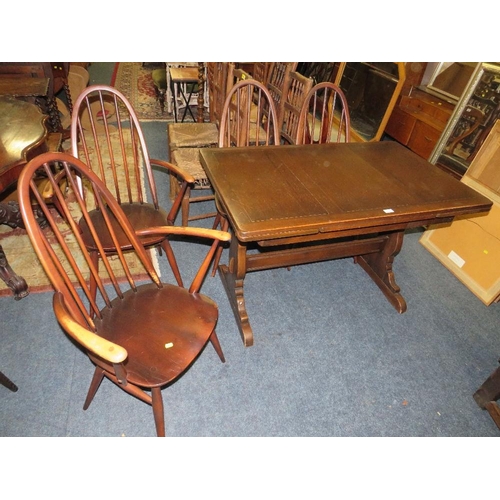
[280,70,314,144]
[265,62,298,136]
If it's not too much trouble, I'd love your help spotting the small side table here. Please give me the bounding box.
[169,67,198,122]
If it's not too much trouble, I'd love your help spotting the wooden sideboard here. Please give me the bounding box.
[385,88,455,160]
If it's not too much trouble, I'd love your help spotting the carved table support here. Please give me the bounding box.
[355,230,407,314]
[218,237,252,346]
[0,201,29,300]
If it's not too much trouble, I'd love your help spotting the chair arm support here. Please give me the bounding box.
[149,158,196,185]
[135,225,231,243]
[52,292,128,364]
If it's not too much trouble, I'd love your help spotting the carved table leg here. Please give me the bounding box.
[0,201,30,300]
[218,237,254,347]
[355,230,407,313]
[0,244,28,300]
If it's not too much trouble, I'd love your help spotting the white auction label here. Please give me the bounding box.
[448,250,465,268]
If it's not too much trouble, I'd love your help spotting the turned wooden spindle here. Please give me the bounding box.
[197,62,205,123]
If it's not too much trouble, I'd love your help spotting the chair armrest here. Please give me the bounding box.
[135,225,231,243]
[149,158,196,184]
[52,292,128,364]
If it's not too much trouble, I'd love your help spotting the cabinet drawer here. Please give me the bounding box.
[385,107,416,145]
[407,121,441,159]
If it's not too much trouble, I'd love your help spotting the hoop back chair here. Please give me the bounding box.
[296,82,351,145]
[18,152,231,437]
[218,79,280,148]
[212,79,280,274]
[71,84,193,288]
[280,71,314,144]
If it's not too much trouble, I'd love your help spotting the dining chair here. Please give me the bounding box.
[211,79,280,275]
[252,62,270,84]
[17,152,231,437]
[70,85,193,290]
[295,82,351,145]
[280,70,314,144]
[265,62,297,133]
[168,63,231,226]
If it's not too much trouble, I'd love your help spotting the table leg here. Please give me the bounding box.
[0,244,28,300]
[354,230,407,313]
[473,364,500,429]
[0,201,29,300]
[218,237,254,347]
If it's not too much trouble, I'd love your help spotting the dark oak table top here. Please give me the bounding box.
[200,142,492,243]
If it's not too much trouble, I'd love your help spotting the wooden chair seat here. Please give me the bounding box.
[168,122,219,149]
[80,203,170,252]
[95,282,218,387]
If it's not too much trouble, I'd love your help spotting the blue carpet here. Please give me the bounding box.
[2,63,499,440]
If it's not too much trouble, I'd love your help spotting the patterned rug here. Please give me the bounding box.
[111,62,175,121]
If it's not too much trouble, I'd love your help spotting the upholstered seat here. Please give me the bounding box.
[170,148,212,190]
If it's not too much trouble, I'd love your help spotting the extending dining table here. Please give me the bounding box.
[200,141,492,347]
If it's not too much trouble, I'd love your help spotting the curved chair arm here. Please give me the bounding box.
[135,225,231,243]
[135,226,231,293]
[150,158,196,185]
[52,292,128,364]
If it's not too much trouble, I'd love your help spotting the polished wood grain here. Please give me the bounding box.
[200,141,492,346]
[0,96,48,192]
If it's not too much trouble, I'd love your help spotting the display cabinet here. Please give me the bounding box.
[429,62,500,178]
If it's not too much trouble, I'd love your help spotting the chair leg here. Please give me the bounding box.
[209,330,225,363]
[211,215,229,277]
[160,239,184,288]
[89,250,99,317]
[151,387,166,437]
[0,370,18,392]
[181,187,191,226]
[83,366,105,410]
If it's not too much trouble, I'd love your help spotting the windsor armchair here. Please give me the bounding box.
[18,152,230,436]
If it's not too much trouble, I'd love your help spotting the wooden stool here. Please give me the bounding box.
[169,67,198,122]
